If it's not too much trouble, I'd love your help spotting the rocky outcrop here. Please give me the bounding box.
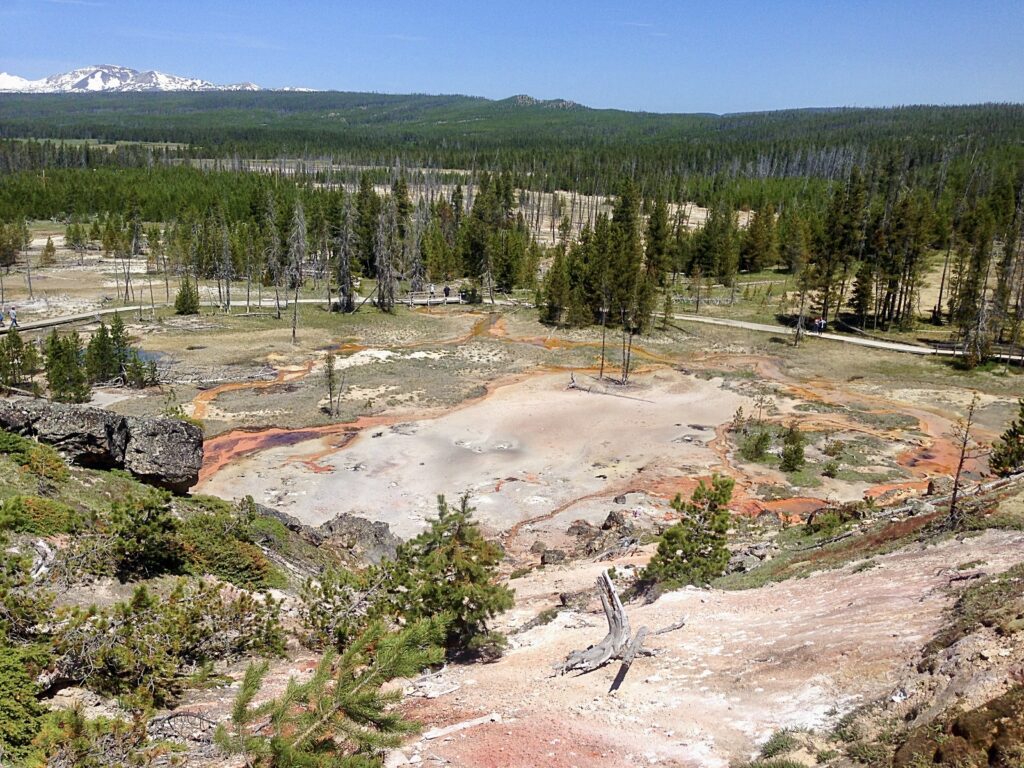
[0,399,202,493]
[317,512,400,564]
[255,503,325,545]
[122,415,203,494]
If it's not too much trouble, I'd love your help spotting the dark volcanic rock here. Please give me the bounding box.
[0,398,128,468]
[317,513,400,564]
[0,399,202,493]
[255,503,324,545]
[602,509,628,530]
[541,549,567,565]
[123,416,203,494]
[566,519,594,536]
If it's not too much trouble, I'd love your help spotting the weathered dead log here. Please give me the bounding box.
[556,570,688,690]
[556,570,633,674]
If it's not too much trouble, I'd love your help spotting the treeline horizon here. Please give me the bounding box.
[0,92,1021,368]
[1,94,1022,197]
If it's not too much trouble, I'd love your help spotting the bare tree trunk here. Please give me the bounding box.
[555,570,685,692]
[24,245,34,300]
[794,284,807,347]
[599,308,607,379]
[948,394,980,530]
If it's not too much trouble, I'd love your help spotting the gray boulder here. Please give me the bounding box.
[0,399,202,493]
[0,399,128,468]
[317,513,400,564]
[541,549,567,565]
[123,416,203,494]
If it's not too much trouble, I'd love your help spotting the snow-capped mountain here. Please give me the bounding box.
[0,65,267,93]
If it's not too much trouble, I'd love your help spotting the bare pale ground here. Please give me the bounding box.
[176,529,1024,768]
[185,166,750,247]
[1,235,158,318]
[393,529,1024,768]
[198,369,749,539]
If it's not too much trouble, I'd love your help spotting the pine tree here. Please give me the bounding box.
[541,251,570,325]
[125,352,149,388]
[40,236,57,266]
[641,474,735,588]
[323,350,339,416]
[109,311,131,370]
[780,423,806,472]
[387,494,513,658]
[334,197,357,313]
[174,276,200,315]
[645,195,671,285]
[374,198,399,314]
[85,322,118,383]
[0,328,40,391]
[216,617,446,767]
[44,330,89,403]
[990,399,1024,477]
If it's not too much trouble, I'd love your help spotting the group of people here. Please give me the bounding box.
[0,306,17,328]
[427,284,452,303]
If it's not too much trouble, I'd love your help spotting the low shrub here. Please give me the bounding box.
[0,642,50,763]
[805,510,845,536]
[299,566,381,650]
[760,728,800,758]
[109,493,184,582]
[741,430,772,461]
[53,579,284,709]
[179,509,280,590]
[0,495,85,535]
[0,539,56,641]
[0,430,69,483]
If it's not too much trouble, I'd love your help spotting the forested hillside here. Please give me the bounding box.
[1,93,1023,368]
[2,93,1023,196]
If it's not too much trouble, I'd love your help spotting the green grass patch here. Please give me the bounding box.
[715,512,940,590]
[178,510,285,590]
[760,729,801,758]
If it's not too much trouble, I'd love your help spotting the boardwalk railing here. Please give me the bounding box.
[402,291,464,306]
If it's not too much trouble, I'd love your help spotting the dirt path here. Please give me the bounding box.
[670,313,1023,363]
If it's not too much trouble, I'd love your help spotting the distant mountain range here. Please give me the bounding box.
[0,64,311,94]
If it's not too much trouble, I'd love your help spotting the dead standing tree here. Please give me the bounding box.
[374,197,399,313]
[288,200,307,344]
[947,392,986,529]
[556,570,685,692]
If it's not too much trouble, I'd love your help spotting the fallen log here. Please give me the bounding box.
[422,713,501,740]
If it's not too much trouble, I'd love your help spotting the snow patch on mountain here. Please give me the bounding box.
[0,65,299,93]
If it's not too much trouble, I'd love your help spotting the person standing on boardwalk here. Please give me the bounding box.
[9,307,17,328]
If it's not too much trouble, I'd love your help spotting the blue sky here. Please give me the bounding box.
[1,0,1022,113]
